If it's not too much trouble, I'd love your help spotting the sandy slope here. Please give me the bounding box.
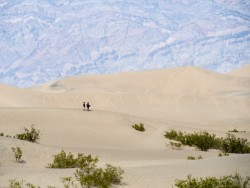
[0,66,250,187]
[229,64,250,78]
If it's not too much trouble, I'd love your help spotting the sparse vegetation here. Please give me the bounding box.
[74,163,124,188]
[187,155,203,160]
[165,130,250,153]
[48,150,124,188]
[175,173,250,188]
[221,133,250,154]
[164,130,220,151]
[16,125,40,143]
[228,129,246,133]
[11,146,23,163]
[61,177,78,188]
[218,152,229,157]
[197,155,203,160]
[229,129,239,133]
[187,156,195,160]
[132,123,145,132]
[169,141,182,150]
[48,150,77,168]
[9,179,41,188]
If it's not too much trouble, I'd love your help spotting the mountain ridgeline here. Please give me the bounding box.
[0,0,249,87]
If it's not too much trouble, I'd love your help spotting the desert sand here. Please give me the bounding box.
[0,66,250,187]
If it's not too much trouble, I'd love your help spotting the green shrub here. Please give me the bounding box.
[48,150,100,169]
[164,130,220,151]
[187,155,203,160]
[175,173,250,188]
[229,129,239,133]
[9,179,24,188]
[11,146,23,162]
[16,125,40,143]
[9,179,41,188]
[197,155,203,160]
[132,123,145,132]
[218,152,229,157]
[74,154,102,187]
[221,133,250,154]
[104,164,124,185]
[48,150,77,168]
[187,156,196,160]
[190,132,219,151]
[61,177,78,188]
[165,130,250,153]
[0,132,4,136]
[75,163,124,188]
[165,130,179,140]
[48,150,124,187]
[169,141,182,150]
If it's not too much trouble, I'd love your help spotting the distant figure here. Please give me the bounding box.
[86,102,91,111]
[83,102,85,111]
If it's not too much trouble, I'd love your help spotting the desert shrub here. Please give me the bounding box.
[48,151,124,187]
[48,150,77,168]
[75,167,108,188]
[0,132,4,136]
[191,132,221,151]
[187,155,203,160]
[165,130,179,140]
[164,130,220,151]
[132,123,145,132]
[104,164,124,185]
[11,146,23,162]
[165,130,250,153]
[169,141,182,150]
[229,129,239,133]
[9,179,24,188]
[48,150,100,169]
[74,154,103,187]
[187,156,196,160]
[75,163,124,188]
[175,173,250,188]
[197,155,203,160]
[61,177,78,188]
[221,133,250,154]
[218,152,229,157]
[9,179,41,188]
[16,125,40,143]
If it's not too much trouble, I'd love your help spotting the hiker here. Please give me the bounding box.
[86,102,91,111]
[83,102,85,111]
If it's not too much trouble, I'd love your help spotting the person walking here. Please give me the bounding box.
[86,102,91,111]
[83,102,85,111]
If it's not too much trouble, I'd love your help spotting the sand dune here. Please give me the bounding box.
[229,64,250,78]
[0,66,250,187]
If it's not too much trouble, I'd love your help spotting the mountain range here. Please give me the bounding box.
[0,0,249,87]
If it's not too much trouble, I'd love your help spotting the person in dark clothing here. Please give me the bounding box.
[83,102,85,111]
[86,102,91,111]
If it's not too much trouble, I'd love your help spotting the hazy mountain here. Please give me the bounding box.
[0,0,249,87]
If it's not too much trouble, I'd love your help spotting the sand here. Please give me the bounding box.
[0,66,250,187]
